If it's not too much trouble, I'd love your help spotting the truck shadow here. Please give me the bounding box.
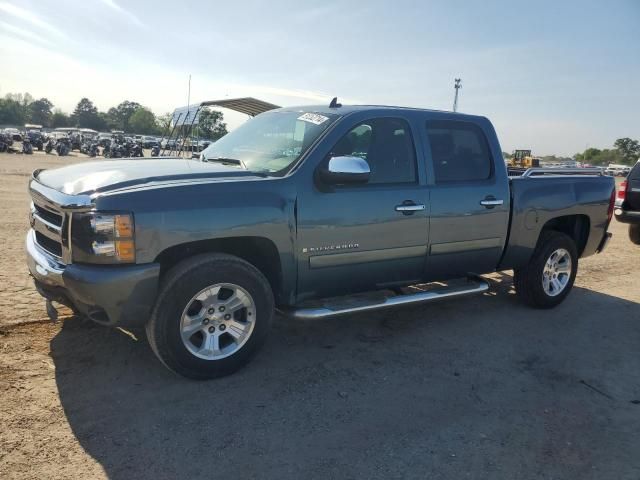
[50,283,640,479]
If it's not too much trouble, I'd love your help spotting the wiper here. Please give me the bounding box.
[203,157,247,170]
[203,157,271,177]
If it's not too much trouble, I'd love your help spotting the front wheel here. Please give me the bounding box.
[513,231,578,308]
[629,224,640,246]
[146,254,274,379]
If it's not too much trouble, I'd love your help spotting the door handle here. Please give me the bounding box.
[395,202,425,214]
[480,196,504,208]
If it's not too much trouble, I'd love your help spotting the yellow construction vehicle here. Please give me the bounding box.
[508,149,540,168]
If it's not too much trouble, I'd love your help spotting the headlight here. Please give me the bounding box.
[71,212,135,264]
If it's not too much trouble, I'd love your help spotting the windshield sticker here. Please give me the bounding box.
[298,113,329,125]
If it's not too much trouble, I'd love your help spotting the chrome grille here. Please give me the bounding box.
[30,200,66,262]
[33,203,62,226]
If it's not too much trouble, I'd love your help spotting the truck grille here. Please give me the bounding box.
[35,231,63,257]
[33,203,63,226]
[30,200,66,262]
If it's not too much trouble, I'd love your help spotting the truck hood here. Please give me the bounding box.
[34,158,264,195]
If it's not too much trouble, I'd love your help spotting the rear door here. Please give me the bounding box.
[422,118,510,279]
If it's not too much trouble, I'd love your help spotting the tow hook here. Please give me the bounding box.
[46,300,58,323]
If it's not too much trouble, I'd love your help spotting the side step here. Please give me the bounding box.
[282,276,489,320]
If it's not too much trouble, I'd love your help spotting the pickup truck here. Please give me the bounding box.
[614,160,640,244]
[26,104,616,379]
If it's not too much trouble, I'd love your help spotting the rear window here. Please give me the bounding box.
[426,120,493,182]
[629,162,640,180]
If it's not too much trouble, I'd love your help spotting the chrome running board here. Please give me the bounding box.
[283,276,489,320]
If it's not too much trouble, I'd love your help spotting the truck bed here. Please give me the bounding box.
[499,168,615,270]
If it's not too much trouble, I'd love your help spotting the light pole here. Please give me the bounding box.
[453,78,462,112]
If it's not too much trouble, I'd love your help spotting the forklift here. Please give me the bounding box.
[508,149,540,168]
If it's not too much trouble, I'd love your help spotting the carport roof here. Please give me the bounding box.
[200,97,281,116]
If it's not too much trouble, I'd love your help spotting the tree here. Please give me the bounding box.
[72,97,105,130]
[574,147,623,166]
[0,97,26,125]
[613,138,640,164]
[29,98,54,126]
[5,92,33,105]
[114,100,142,132]
[155,112,172,136]
[0,92,34,126]
[128,107,157,134]
[197,108,227,140]
[51,109,71,128]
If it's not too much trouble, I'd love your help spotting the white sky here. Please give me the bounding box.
[1,0,638,156]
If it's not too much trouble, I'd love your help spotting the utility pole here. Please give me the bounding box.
[186,74,191,158]
[453,78,462,112]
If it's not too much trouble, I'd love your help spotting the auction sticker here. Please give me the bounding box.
[298,113,329,125]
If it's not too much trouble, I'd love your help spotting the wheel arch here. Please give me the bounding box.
[539,214,590,256]
[155,236,285,303]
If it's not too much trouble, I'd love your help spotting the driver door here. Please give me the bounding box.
[295,117,429,300]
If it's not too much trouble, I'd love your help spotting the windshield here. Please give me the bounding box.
[200,110,339,174]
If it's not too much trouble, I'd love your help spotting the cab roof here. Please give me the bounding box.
[277,103,488,123]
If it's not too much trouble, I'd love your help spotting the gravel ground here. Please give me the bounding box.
[1,151,639,479]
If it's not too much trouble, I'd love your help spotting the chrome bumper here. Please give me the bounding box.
[26,229,65,287]
[26,229,161,327]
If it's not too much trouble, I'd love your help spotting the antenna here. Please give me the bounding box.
[453,78,462,112]
[329,97,342,108]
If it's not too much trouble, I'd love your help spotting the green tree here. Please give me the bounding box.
[0,97,26,125]
[197,108,227,140]
[114,100,142,132]
[72,97,105,129]
[51,109,71,128]
[155,112,172,136]
[574,147,623,166]
[128,107,157,134]
[613,138,640,164]
[29,98,54,126]
[103,107,121,130]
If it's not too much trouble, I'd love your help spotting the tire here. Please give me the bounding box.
[146,253,274,379]
[513,230,578,309]
[630,224,640,246]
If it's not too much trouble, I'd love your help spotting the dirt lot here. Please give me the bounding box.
[1,151,639,479]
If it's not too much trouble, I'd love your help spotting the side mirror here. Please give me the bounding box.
[320,156,370,184]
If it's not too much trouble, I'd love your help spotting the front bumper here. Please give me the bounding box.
[26,229,160,327]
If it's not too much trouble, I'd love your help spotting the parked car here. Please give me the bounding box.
[161,138,180,150]
[25,104,615,379]
[26,130,44,151]
[96,133,112,147]
[614,161,640,245]
[141,136,159,149]
[3,128,22,142]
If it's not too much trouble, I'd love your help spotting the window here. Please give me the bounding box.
[329,118,417,184]
[426,120,492,182]
[201,110,339,174]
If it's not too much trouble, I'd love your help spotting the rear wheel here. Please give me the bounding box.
[514,231,578,308]
[629,224,640,245]
[146,254,274,379]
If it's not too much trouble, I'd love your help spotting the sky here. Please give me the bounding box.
[0,0,638,156]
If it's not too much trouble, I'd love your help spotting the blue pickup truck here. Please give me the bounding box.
[26,103,615,379]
